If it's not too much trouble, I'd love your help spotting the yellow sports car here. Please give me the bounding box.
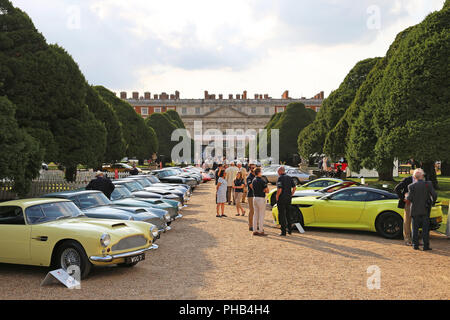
[272,186,443,239]
[267,178,343,206]
[0,198,158,278]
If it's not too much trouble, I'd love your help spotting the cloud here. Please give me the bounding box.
[10,0,446,97]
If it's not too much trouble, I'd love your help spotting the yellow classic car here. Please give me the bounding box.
[0,198,158,278]
[267,178,343,206]
[272,186,443,239]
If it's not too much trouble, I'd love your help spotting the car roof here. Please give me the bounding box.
[44,190,102,197]
[333,186,396,197]
[0,198,71,208]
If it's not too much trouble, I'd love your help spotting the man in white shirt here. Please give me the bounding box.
[225,161,239,205]
[237,162,248,203]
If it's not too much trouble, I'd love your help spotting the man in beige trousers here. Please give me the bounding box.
[237,162,248,203]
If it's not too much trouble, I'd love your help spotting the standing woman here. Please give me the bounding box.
[233,172,246,216]
[252,167,269,236]
[216,171,228,217]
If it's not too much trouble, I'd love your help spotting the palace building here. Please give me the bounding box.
[120,90,324,137]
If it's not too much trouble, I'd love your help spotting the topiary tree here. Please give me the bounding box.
[348,3,450,184]
[95,86,158,163]
[86,85,126,165]
[267,102,315,165]
[146,113,178,162]
[298,58,379,160]
[0,96,42,196]
[165,109,185,129]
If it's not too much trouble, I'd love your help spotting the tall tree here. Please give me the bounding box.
[348,2,450,184]
[0,96,42,196]
[298,58,379,160]
[86,85,126,164]
[146,113,178,162]
[95,86,158,162]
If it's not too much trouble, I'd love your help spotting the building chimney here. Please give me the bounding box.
[175,91,180,99]
[154,94,159,99]
[120,92,127,99]
[144,92,151,100]
[236,94,241,100]
[219,94,223,100]
[320,91,324,99]
[282,90,289,99]
[243,91,247,99]
[204,90,209,100]
[170,94,175,100]
[264,94,269,99]
[254,94,258,99]
[229,94,233,99]
[132,92,139,100]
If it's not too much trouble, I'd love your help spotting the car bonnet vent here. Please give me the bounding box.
[112,223,127,228]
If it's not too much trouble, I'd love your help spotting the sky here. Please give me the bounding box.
[10,0,445,99]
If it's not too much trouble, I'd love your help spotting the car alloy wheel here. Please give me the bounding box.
[376,212,403,239]
[55,241,92,279]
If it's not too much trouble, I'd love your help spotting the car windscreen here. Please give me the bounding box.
[111,186,133,200]
[146,175,160,183]
[123,181,144,192]
[77,193,111,209]
[26,201,83,225]
[134,178,152,187]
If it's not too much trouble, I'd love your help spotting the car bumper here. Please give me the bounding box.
[89,244,159,263]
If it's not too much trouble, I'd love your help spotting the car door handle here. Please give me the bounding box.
[32,236,48,241]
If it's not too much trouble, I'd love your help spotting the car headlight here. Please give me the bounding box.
[150,225,159,238]
[164,213,171,222]
[100,233,111,247]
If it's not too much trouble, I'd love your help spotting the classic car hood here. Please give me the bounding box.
[82,206,132,216]
[41,218,146,237]
[131,191,163,198]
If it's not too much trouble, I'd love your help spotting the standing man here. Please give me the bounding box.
[86,171,115,200]
[251,167,269,236]
[394,173,415,245]
[276,166,296,236]
[130,164,139,176]
[406,169,437,251]
[246,163,256,231]
[225,161,239,205]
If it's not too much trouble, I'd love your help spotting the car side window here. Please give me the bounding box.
[329,190,368,201]
[0,206,25,225]
[308,181,322,188]
[326,181,337,186]
[25,205,44,224]
[365,192,387,201]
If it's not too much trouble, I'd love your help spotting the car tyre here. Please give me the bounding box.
[54,240,92,279]
[270,193,277,207]
[375,212,403,239]
[288,205,305,230]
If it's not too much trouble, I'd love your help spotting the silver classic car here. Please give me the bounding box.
[262,167,312,185]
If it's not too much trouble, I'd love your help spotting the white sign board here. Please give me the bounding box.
[294,223,305,234]
[41,268,81,289]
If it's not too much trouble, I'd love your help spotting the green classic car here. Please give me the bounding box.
[0,198,158,278]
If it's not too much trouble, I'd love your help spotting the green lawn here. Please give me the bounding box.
[348,175,449,234]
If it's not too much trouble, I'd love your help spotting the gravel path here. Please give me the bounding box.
[0,181,449,300]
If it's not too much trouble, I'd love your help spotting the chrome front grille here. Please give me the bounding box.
[112,235,148,251]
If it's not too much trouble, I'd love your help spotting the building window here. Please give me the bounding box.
[251,107,256,114]
[195,107,201,115]
[182,107,187,115]
[154,107,161,113]
[277,107,285,113]
[167,106,175,110]
[141,107,148,116]
[265,107,269,114]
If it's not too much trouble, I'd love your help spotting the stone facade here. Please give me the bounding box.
[123,90,324,137]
